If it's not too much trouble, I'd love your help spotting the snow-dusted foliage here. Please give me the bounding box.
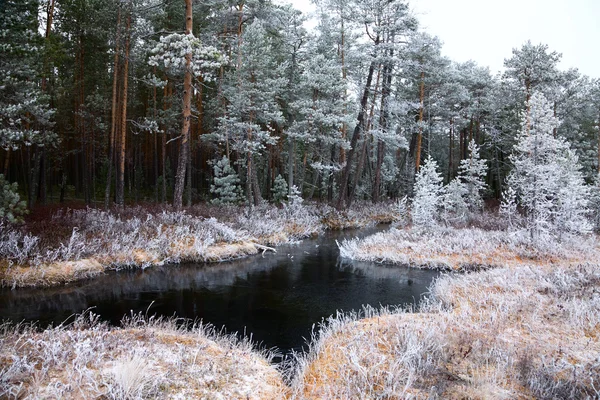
[148,33,226,82]
[271,174,288,205]
[589,174,600,232]
[506,92,591,241]
[443,140,487,222]
[0,174,27,224]
[210,156,241,205]
[0,313,285,399]
[0,0,55,150]
[458,140,487,211]
[412,156,444,228]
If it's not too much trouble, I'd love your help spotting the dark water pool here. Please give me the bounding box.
[0,227,439,357]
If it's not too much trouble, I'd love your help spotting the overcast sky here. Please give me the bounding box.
[286,0,600,78]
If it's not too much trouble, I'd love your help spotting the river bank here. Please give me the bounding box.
[0,202,398,288]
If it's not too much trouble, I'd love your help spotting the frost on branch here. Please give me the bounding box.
[148,33,226,81]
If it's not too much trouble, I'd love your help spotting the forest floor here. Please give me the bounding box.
[2,206,600,398]
[0,201,397,288]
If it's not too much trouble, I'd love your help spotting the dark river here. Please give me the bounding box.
[0,227,439,357]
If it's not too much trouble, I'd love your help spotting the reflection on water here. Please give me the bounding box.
[0,226,439,355]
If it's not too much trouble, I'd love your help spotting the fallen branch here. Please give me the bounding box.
[251,243,277,256]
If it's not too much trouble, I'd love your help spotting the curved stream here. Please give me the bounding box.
[0,227,439,356]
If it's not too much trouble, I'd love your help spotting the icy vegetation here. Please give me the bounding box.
[290,264,600,399]
[0,203,325,288]
[0,313,286,399]
[0,201,404,288]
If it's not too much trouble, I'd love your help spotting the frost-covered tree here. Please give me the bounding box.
[0,0,55,150]
[214,20,286,206]
[210,156,241,205]
[442,139,487,222]
[503,41,561,106]
[506,92,591,241]
[271,174,288,205]
[412,156,444,228]
[0,174,27,224]
[458,140,487,211]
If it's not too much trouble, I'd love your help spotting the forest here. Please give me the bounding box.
[2,0,600,398]
[1,0,598,215]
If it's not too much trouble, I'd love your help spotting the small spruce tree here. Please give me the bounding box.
[210,156,241,205]
[271,174,288,205]
[458,140,488,212]
[0,174,27,223]
[412,156,444,228]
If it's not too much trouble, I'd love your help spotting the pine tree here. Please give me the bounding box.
[506,92,591,241]
[271,174,288,205]
[210,156,241,205]
[458,140,487,211]
[412,156,444,228]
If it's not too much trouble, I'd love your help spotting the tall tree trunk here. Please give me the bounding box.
[104,7,121,208]
[173,0,193,210]
[336,35,379,209]
[161,80,169,203]
[3,150,9,177]
[373,38,394,203]
[350,64,381,206]
[415,70,425,172]
[339,12,348,166]
[448,117,454,181]
[116,11,131,208]
[186,133,192,206]
[597,108,600,173]
[153,67,159,202]
[38,0,55,205]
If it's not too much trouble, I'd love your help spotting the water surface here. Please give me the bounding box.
[0,227,439,356]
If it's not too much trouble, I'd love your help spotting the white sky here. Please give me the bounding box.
[286,0,600,78]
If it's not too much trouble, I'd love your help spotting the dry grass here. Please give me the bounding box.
[0,203,325,288]
[0,313,287,399]
[338,226,600,271]
[290,263,600,399]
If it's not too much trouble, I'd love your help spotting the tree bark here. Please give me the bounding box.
[415,70,425,172]
[173,0,193,210]
[373,37,394,203]
[336,35,379,209]
[448,118,453,181]
[104,7,120,208]
[116,11,131,208]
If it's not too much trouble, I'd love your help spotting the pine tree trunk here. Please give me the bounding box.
[104,7,120,208]
[415,70,425,172]
[39,0,54,205]
[373,39,394,203]
[3,149,10,177]
[161,81,169,203]
[173,0,193,210]
[448,118,453,181]
[116,11,131,208]
[336,35,379,209]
